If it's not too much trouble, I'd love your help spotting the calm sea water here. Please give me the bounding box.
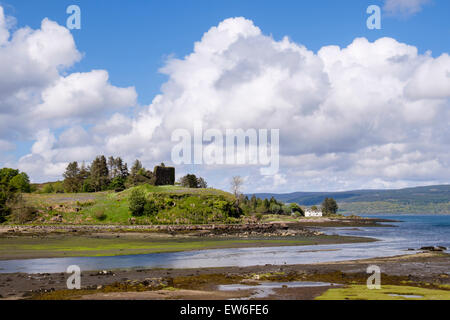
[0,215,449,274]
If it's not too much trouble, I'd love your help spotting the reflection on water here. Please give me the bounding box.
[0,215,449,274]
[218,281,335,299]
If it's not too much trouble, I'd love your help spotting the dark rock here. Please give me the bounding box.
[420,246,447,252]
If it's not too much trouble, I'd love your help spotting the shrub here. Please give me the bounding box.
[109,177,126,192]
[143,198,158,216]
[94,210,107,221]
[9,207,36,224]
[42,183,55,194]
[129,189,147,216]
[81,180,95,193]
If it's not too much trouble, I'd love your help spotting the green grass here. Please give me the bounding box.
[316,285,450,300]
[260,214,300,223]
[20,185,238,225]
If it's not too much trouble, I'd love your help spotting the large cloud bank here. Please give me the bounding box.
[1,9,449,191]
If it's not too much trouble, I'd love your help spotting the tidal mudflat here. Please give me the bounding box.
[1,215,449,300]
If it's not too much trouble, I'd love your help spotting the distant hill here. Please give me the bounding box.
[249,185,450,214]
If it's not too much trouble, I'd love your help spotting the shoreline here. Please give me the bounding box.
[1,252,449,300]
[0,216,386,261]
[5,216,435,300]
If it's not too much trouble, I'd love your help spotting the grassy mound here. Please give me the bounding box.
[20,185,239,225]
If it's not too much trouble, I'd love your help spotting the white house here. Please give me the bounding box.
[304,208,322,217]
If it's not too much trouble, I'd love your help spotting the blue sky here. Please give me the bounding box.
[0,0,449,192]
[3,0,449,104]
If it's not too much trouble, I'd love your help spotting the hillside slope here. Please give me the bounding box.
[250,185,450,214]
[21,185,239,225]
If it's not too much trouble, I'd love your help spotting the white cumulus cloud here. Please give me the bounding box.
[1,13,448,191]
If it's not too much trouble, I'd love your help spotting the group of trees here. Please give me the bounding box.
[179,174,207,189]
[0,168,32,222]
[60,156,163,193]
[238,195,302,216]
[238,195,338,217]
[62,156,130,193]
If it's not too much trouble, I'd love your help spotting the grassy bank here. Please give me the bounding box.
[20,185,239,225]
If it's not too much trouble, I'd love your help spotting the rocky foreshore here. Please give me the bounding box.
[0,216,391,239]
[0,222,324,238]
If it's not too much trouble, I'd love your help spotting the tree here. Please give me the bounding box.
[230,176,243,198]
[250,195,258,210]
[0,181,14,222]
[130,160,143,178]
[107,156,128,180]
[269,203,282,214]
[180,174,199,188]
[290,203,304,216]
[197,177,207,189]
[0,168,29,222]
[116,157,129,179]
[90,156,109,191]
[263,198,270,212]
[128,160,152,186]
[0,168,19,184]
[107,156,115,179]
[9,172,31,193]
[63,162,81,192]
[322,197,339,216]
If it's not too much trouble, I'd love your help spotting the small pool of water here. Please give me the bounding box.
[218,281,335,299]
[388,294,424,299]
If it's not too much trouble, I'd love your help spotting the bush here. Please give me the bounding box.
[129,189,147,216]
[10,207,37,224]
[81,179,95,193]
[143,198,158,216]
[109,177,126,192]
[42,183,54,194]
[94,210,107,221]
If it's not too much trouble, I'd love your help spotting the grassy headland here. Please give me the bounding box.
[19,185,239,225]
